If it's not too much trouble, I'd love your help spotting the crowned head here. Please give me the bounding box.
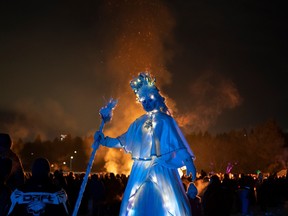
[130,72,169,114]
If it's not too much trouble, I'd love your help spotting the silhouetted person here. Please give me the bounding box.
[89,173,106,216]
[256,174,282,215]
[65,171,78,208]
[8,157,70,216]
[104,172,123,215]
[200,169,207,179]
[221,173,236,215]
[202,174,229,216]
[76,172,90,215]
[237,174,256,216]
[0,157,13,215]
[0,133,24,190]
[53,169,67,191]
[187,182,203,216]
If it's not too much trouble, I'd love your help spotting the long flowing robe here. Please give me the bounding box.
[106,111,195,216]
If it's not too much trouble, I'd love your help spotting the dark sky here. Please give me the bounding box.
[1,0,287,142]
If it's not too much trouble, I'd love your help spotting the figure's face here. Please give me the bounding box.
[139,94,157,112]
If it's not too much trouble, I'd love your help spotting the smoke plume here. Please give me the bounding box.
[89,0,176,174]
[0,98,78,144]
[175,71,242,134]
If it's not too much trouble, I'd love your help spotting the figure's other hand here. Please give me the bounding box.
[94,131,105,143]
[93,131,105,150]
[185,157,196,181]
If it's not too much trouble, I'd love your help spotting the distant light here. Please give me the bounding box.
[60,134,67,141]
[30,152,34,156]
[51,164,54,168]
[70,156,74,159]
[63,162,66,165]
[74,151,77,154]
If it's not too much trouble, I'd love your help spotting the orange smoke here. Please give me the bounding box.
[3,98,78,144]
[175,71,242,133]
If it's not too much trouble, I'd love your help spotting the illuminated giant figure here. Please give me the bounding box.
[95,72,196,216]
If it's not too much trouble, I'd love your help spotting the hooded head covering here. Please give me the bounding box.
[0,133,12,150]
[32,157,51,180]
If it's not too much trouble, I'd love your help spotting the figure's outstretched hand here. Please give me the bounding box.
[185,157,197,181]
[94,130,105,143]
[93,131,105,149]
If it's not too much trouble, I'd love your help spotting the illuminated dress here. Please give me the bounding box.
[104,112,195,215]
[98,72,196,216]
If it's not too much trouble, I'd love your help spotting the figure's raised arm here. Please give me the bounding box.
[93,130,122,148]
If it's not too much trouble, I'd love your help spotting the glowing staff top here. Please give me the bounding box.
[99,98,118,124]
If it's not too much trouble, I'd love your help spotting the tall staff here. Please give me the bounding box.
[72,99,117,216]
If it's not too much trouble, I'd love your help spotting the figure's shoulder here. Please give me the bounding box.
[134,114,147,123]
[155,112,173,122]
[127,115,145,129]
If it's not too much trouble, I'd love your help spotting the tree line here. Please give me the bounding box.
[13,119,288,175]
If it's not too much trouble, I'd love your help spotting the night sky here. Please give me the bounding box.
[1,0,287,142]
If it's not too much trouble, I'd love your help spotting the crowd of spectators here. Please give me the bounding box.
[9,167,286,216]
[1,132,288,215]
[191,171,288,216]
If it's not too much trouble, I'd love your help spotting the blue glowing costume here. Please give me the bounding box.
[104,111,195,216]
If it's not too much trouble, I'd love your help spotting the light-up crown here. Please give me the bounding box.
[130,72,158,95]
[130,72,170,115]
